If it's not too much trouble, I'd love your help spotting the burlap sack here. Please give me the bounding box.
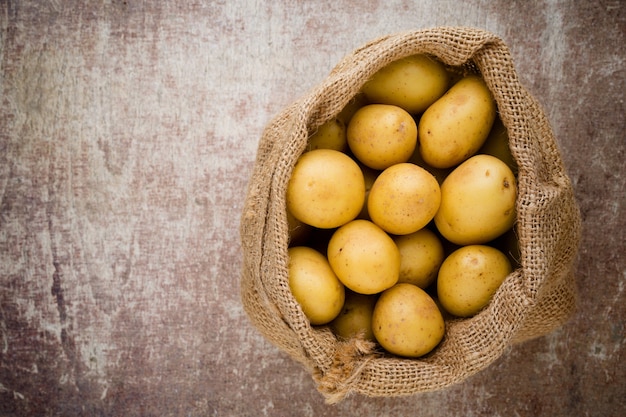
[240,27,581,403]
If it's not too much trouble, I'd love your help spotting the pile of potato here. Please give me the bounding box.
[286,55,519,358]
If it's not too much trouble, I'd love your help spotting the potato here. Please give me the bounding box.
[408,144,452,185]
[361,54,449,114]
[434,154,517,245]
[330,290,377,341]
[367,163,441,235]
[394,228,445,289]
[372,283,444,357]
[356,164,380,220]
[307,118,347,152]
[327,219,400,295]
[347,104,417,170]
[437,245,512,317]
[288,246,345,325]
[286,149,365,229]
[477,117,518,176]
[418,75,496,168]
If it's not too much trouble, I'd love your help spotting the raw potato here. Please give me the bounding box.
[408,144,452,185]
[434,154,517,245]
[284,65,521,359]
[361,54,449,114]
[372,283,445,357]
[418,75,496,168]
[437,245,512,317]
[478,117,518,176]
[394,228,445,289]
[367,163,441,235]
[288,246,345,325]
[347,104,417,170]
[330,290,377,341]
[356,164,380,220]
[308,118,347,152]
[327,219,400,295]
[286,149,365,229]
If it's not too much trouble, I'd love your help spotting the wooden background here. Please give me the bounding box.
[1,1,624,416]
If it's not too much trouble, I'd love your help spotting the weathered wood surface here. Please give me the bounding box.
[1,1,624,416]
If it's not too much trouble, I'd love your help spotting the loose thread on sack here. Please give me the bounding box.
[313,336,378,404]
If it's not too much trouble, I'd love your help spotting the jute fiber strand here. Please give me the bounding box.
[240,27,581,403]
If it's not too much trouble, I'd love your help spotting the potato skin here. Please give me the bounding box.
[288,246,345,325]
[418,75,496,168]
[327,220,400,295]
[330,290,377,341]
[361,54,449,114]
[372,283,444,357]
[434,154,517,245]
[367,163,441,235]
[436,245,512,317]
[477,117,518,176]
[286,149,365,229]
[307,118,347,152]
[394,228,445,289]
[347,104,417,170]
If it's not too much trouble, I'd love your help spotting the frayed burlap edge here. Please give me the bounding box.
[240,26,581,403]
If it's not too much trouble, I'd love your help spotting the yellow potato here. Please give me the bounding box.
[286,149,365,229]
[394,228,445,289]
[307,118,348,152]
[408,144,453,185]
[418,75,496,168]
[434,154,517,245]
[372,283,445,357]
[437,245,512,317]
[356,164,380,220]
[330,290,377,341]
[327,219,400,295]
[288,246,345,325]
[477,117,518,176]
[367,163,441,235]
[361,54,450,114]
[347,104,417,170]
